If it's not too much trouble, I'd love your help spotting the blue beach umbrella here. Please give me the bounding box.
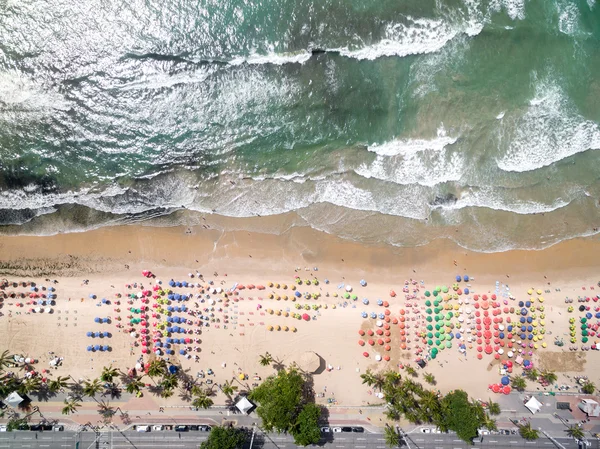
[86,332,93,337]
[179,349,186,355]
[525,301,531,307]
[169,280,176,287]
[527,317,533,323]
[528,334,534,340]
[379,313,385,319]
[521,308,528,315]
[361,312,368,318]
[507,325,513,332]
[499,332,505,339]
[360,279,367,287]
[520,317,526,323]
[87,346,93,351]
[169,365,178,374]
[176,282,182,287]
[518,301,524,307]
[94,345,100,351]
[168,294,174,300]
[94,332,100,337]
[182,281,188,287]
[527,326,533,332]
[521,325,526,332]
[103,331,109,337]
[102,298,107,304]
[295,291,301,297]
[370,312,377,319]
[363,298,369,305]
[501,376,510,385]
[520,333,526,340]
[167,306,173,312]
[586,312,593,319]
[103,345,109,351]
[463,275,469,282]
[377,299,383,306]
[94,317,100,323]
[178,328,184,333]
[464,288,469,294]
[456,275,461,282]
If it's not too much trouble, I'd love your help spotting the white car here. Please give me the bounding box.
[136,426,150,432]
[332,427,342,433]
[320,427,331,433]
[152,425,164,431]
[478,429,490,436]
[421,428,432,433]
[0,425,6,432]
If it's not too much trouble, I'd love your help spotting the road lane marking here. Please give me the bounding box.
[489,440,498,443]
[357,438,366,440]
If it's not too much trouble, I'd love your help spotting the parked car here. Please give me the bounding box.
[199,425,212,432]
[136,426,150,432]
[29,425,43,432]
[341,427,352,433]
[17,423,29,431]
[152,425,164,431]
[0,425,6,432]
[351,427,364,433]
[320,427,331,433]
[500,429,510,435]
[189,425,199,431]
[174,425,189,432]
[52,425,64,432]
[421,428,432,433]
[478,429,490,436]
[332,427,342,433]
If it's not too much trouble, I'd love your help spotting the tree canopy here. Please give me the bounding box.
[199,426,247,449]
[439,390,485,443]
[290,403,322,446]
[249,367,305,433]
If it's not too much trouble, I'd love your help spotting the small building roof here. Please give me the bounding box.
[524,396,543,414]
[235,396,254,414]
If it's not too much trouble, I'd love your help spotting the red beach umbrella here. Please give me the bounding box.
[363,352,369,357]
[358,340,365,346]
[383,355,390,361]
[358,329,365,336]
[368,340,375,346]
[377,339,384,345]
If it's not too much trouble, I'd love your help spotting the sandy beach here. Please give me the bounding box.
[1,220,600,413]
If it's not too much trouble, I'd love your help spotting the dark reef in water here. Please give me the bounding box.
[431,193,457,206]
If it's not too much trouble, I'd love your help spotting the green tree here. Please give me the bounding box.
[61,399,81,415]
[0,350,13,371]
[424,373,436,385]
[519,422,539,440]
[483,414,497,432]
[199,426,247,449]
[487,399,501,416]
[249,367,305,433]
[6,417,27,431]
[404,366,418,377]
[581,380,596,395]
[48,376,70,393]
[439,390,485,443]
[511,376,527,392]
[147,359,167,378]
[259,352,274,367]
[191,394,213,409]
[524,368,539,382]
[100,365,120,384]
[360,369,376,387]
[419,390,442,423]
[290,403,322,446]
[18,377,41,395]
[221,379,238,399]
[83,378,103,398]
[384,370,402,387]
[125,377,145,395]
[566,425,585,440]
[539,370,557,385]
[384,425,401,448]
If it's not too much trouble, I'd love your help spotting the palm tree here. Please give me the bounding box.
[147,359,167,378]
[519,422,539,440]
[0,350,12,371]
[160,373,179,391]
[48,376,70,393]
[581,380,596,395]
[191,394,213,409]
[360,369,377,387]
[524,368,539,382]
[160,388,174,399]
[384,370,402,386]
[18,377,41,395]
[423,373,436,385]
[125,377,145,395]
[61,399,81,415]
[100,365,120,384]
[384,425,401,448]
[484,414,498,432]
[566,425,585,440]
[487,398,501,415]
[221,379,238,398]
[419,390,441,423]
[259,352,273,367]
[404,366,418,377]
[511,376,527,392]
[83,378,103,399]
[540,370,557,385]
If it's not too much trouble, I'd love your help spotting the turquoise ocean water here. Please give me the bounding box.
[0,0,599,251]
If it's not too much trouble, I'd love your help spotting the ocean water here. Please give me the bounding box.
[0,0,599,251]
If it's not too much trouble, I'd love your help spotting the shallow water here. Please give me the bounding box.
[0,0,599,251]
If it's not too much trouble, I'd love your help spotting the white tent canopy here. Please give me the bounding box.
[5,392,24,408]
[235,396,254,414]
[524,396,543,414]
[578,399,600,417]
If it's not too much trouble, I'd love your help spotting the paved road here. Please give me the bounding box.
[0,430,595,449]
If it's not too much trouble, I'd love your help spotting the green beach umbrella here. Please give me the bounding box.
[446,341,452,348]
[442,286,449,293]
[425,300,431,306]
[582,337,589,343]
[581,317,587,323]
[427,339,433,346]
[439,328,445,334]
[425,291,431,297]
[581,324,588,330]
[426,316,432,322]
[446,334,452,341]
[434,299,440,306]
[427,332,433,338]
[426,308,432,315]
[435,331,440,338]
[351,294,357,300]
[435,324,440,330]
[344,293,350,299]
[435,339,441,346]
[433,290,439,297]
[435,286,441,292]
[431,353,437,359]
[582,330,589,337]
[427,325,433,331]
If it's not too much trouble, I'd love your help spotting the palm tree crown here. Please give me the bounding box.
[259,352,273,367]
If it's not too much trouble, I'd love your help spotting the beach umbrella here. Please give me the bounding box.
[94,345,100,351]
[362,298,369,305]
[502,386,511,395]
[302,314,310,321]
[87,346,93,351]
[363,352,369,357]
[94,317,100,323]
[501,376,510,385]
[361,312,368,318]
[102,345,109,351]
[456,275,461,282]
[94,332,100,337]
[358,340,365,346]
[86,332,93,337]
[491,385,500,393]
[102,318,109,323]
[179,349,186,355]
[103,331,109,337]
[360,280,367,287]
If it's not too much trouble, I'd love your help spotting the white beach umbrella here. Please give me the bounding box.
[376,320,383,327]
[345,285,352,292]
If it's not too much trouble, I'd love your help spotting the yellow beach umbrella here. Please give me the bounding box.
[291,285,296,291]
[527,289,533,295]
[542,342,547,348]
[276,295,281,301]
[283,312,289,317]
[268,293,274,299]
[291,327,297,332]
[333,293,338,297]
[268,282,273,287]
[275,325,281,331]
[283,326,289,331]
[283,295,288,300]
[534,343,538,349]
[536,289,542,295]
[332,304,336,309]
[275,283,280,289]
[267,325,273,331]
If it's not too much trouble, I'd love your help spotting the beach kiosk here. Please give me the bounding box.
[578,399,600,417]
[524,397,543,415]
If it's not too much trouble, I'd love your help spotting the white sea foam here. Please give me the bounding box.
[496,78,600,172]
[356,126,462,187]
[490,0,527,20]
[229,50,312,66]
[496,111,505,119]
[338,18,461,60]
[557,3,580,35]
[116,69,214,90]
[0,71,69,111]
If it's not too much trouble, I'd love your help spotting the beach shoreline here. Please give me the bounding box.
[0,223,599,411]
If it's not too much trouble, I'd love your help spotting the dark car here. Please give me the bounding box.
[174,425,189,432]
[41,424,53,431]
[29,425,42,431]
[351,427,365,433]
[189,425,199,431]
[199,425,212,431]
[341,427,353,432]
[17,424,30,431]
